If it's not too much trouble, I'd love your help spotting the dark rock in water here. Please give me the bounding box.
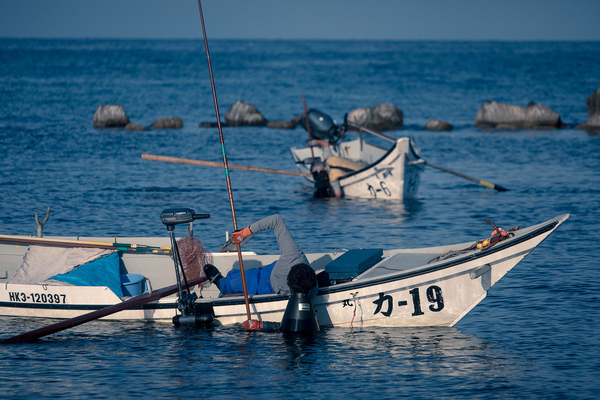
[199,122,224,128]
[224,101,267,126]
[93,104,130,128]
[151,117,183,129]
[346,107,371,129]
[267,120,297,129]
[587,88,600,124]
[575,88,600,132]
[347,103,404,131]
[370,103,404,131]
[474,101,564,129]
[425,119,453,131]
[124,122,148,131]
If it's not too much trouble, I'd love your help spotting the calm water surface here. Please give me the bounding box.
[0,39,599,398]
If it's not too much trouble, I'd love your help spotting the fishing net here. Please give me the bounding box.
[176,236,213,283]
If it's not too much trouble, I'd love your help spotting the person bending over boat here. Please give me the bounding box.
[203,214,313,296]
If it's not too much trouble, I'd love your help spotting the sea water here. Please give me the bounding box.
[0,39,599,398]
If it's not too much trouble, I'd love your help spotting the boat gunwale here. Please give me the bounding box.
[289,138,395,182]
[337,139,400,181]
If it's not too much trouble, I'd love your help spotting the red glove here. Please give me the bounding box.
[242,319,263,330]
[231,226,252,244]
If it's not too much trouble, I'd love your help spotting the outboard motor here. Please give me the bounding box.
[300,109,343,144]
[161,208,215,327]
[281,264,320,333]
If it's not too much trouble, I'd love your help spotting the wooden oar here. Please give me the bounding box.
[423,161,508,191]
[347,122,509,192]
[0,234,170,254]
[0,276,206,344]
[142,153,311,178]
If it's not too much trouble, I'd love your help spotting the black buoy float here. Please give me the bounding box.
[281,263,320,333]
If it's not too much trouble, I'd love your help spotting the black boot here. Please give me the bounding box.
[203,264,223,288]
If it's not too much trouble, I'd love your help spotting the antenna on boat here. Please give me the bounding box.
[196,0,253,323]
[302,94,316,162]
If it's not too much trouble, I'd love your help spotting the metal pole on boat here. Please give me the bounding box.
[196,0,252,322]
[302,94,316,162]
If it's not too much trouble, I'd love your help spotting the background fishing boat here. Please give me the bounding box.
[290,136,424,199]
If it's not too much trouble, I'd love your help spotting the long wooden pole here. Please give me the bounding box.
[0,234,170,253]
[347,122,508,192]
[141,153,311,177]
[197,0,252,321]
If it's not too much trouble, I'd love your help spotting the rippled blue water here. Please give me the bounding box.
[1,39,599,398]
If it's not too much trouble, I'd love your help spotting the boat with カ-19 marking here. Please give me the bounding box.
[0,213,568,328]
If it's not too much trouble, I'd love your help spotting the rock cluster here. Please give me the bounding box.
[95,88,599,134]
[575,88,600,132]
[93,104,130,128]
[474,101,564,129]
[151,117,183,129]
[92,104,182,131]
[347,103,404,132]
[224,101,267,126]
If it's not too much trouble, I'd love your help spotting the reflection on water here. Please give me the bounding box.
[0,312,583,398]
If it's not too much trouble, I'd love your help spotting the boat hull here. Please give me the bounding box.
[0,214,568,328]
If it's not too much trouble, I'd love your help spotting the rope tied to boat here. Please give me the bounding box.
[429,219,520,262]
[477,219,518,249]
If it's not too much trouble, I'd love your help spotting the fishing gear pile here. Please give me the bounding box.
[176,236,213,284]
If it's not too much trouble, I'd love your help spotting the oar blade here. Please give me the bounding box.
[492,184,509,192]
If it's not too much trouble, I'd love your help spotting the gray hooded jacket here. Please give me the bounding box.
[248,214,308,295]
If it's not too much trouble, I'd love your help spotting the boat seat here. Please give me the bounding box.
[356,252,446,281]
[325,248,383,284]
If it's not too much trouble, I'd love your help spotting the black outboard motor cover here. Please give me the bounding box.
[281,263,320,333]
[281,293,320,333]
[300,109,340,142]
[310,159,333,198]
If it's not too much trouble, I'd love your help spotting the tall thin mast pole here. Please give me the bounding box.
[196,0,252,321]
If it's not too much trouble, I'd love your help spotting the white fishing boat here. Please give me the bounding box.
[290,110,509,198]
[0,213,568,329]
[290,137,424,199]
[290,108,425,199]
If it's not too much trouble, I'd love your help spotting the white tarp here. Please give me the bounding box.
[9,245,115,285]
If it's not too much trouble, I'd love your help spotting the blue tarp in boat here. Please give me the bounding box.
[50,252,124,298]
